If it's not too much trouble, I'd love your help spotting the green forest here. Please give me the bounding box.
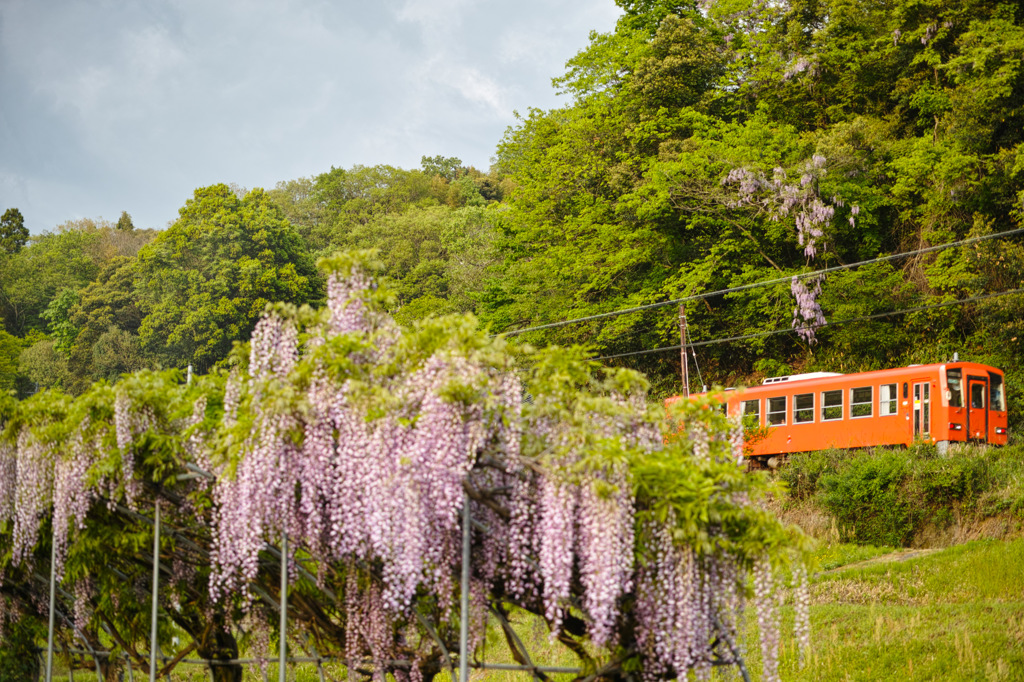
[3,0,1024,422]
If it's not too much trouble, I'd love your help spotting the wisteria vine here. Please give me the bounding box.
[0,256,809,681]
[721,154,860,343]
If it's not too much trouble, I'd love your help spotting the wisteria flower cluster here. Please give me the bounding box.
[721,154,855,262]
[721,154,861,342]
[791,275,827,343]
[0,258,810,681]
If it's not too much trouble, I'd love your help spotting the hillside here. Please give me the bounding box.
[3,0,1024,429]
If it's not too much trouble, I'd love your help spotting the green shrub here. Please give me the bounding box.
[782,443,1024,546]
[817,449,916,546]
[779,448,847,501]
[910,453,987,507]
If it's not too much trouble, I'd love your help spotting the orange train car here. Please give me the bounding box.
[669,361,1008,464]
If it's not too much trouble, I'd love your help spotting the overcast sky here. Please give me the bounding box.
[0,0,621,233]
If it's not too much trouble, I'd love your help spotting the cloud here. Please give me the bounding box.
[449,67,504,112]
[0,0,621,232]
[395,0,477,33]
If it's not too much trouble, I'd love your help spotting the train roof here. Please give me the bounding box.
[671,361,1004,400]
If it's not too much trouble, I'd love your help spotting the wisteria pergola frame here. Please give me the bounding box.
[8,264,802,682]
[37,471,752,682]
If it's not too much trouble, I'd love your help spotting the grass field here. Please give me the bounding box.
[738,538,1024,682]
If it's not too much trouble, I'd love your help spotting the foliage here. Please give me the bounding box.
[817,449,917,546]
[0,329,26,394]
[64,257,149,393]
[466,0,1024,413]
[0,618,43,680]
[781,443,1024,546]
[421,154,465,181]
[134,184,322,372]
[0,217,156,340]
[0,207,28,255]
[116,210,135,232]
[41,288,80,355]
[0,229,103,337]
[19,338,70,390]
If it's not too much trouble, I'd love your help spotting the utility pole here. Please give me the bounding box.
[679,305,689,397]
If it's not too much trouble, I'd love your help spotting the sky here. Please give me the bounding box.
[0,0,621,233]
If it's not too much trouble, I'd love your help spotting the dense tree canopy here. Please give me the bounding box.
[474,0,1024,406]
[134,184,322,373]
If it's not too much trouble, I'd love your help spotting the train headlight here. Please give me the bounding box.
[948,422,963,431]
[996,427,1007,435]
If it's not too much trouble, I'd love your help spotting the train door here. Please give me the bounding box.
[967,375,989,442]
[912,381,931,440]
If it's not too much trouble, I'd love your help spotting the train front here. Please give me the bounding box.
[941,362,1008,447]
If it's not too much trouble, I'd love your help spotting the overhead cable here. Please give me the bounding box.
[594,287,1024,361]
[501,227,1024,337]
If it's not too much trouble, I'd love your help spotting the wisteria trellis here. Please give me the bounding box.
[0,255,809,682]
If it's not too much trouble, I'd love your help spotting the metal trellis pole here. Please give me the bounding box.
[45,531,57,682]
[459,493,471,682]
[680,305,689,397]
[149,501,161,682]
[279,530,288,682]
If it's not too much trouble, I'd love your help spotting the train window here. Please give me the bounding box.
[971,383,985,409]
[767,396,786,425]
[742,399,760,427]
[879,384,898,415]
[990,373,1005,411]
[947,369,963,407]
[794,393,814,423]
[851,387,873,418]
[822,390,843,421]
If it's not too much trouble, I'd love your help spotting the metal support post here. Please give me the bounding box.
[680,305,689,397]
[149,501,161,681]
[459,494,471,682]
[279,530,288,682]
[46,532,57,682]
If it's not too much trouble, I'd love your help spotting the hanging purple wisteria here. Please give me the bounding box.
[0,254,810,682]
[721,154,861,343]
[202,258,809,678]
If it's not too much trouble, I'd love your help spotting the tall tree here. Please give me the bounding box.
[421,154,464,181]
[115,210,135,232]
[64,257,149,392]
[0,208,28,255]
[135,184,322,372]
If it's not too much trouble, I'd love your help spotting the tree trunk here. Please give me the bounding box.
[209,660,244,682]
[197,626,243,682]
[99,656,121,682]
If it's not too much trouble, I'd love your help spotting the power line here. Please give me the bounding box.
[594,287,1024,361]
[501,227,1024,337]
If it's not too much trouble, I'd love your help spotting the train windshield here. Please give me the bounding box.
[990,372,1006,411]
[946,369,963,407]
